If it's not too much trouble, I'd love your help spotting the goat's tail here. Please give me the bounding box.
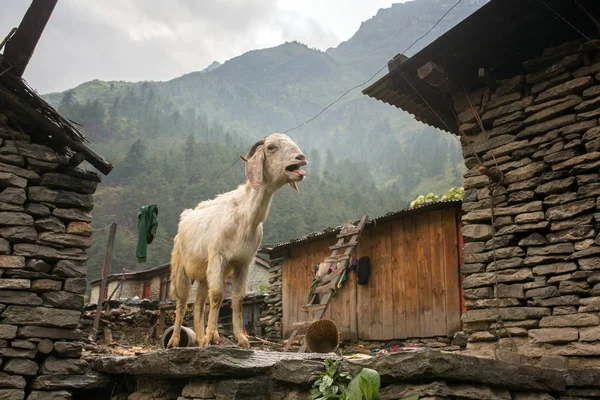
[169,235,191,301]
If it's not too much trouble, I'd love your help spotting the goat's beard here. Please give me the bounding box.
[289,181,299,193]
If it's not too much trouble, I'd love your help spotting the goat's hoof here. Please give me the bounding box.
[203,330,220,346]
[167,337,180,348]
[236,335,250,349]
[195,335,204,347]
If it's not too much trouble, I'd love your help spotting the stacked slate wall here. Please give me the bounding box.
[259,257,283,340]
[0,124,106,399]
[456,38,600,368]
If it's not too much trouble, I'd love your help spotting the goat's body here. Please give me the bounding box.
[167,133,306,349]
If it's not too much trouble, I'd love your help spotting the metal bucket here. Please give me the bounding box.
[161,326,197,349]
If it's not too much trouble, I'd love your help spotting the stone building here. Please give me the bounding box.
[363,0,600,367]
[87,256,271,304]
[0,1,113,398]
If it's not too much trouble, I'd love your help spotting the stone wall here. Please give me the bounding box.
[260,257,283,340]
[456,37,600,367]
[90,347,600,399]
[0,125,107,399]
[246,262,270,295]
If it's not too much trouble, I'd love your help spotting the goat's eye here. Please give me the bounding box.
[267,144,276,151]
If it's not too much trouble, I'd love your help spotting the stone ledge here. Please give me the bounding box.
[87,347,589,393]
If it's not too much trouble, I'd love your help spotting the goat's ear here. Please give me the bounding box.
[245,148,264,190]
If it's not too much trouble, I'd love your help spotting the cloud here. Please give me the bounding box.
[1,0,396,94]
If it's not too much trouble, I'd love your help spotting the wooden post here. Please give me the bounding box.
[91,223,117,342]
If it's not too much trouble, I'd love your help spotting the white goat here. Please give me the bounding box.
[167,133,307,348]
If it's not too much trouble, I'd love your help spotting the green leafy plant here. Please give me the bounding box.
[309,360,382,400]
[258,281,269,294]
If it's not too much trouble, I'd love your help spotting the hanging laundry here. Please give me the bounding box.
[357,256,371,285]
[136,204,158,263]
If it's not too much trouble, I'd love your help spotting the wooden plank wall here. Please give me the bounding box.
[281,206,461,341]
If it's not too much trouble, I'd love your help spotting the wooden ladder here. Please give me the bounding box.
[284,215,368,352]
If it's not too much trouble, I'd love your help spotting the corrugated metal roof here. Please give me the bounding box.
[259,200,462,254]
[362,0,600,134]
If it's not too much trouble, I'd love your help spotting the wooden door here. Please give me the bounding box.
[142,281,151,299]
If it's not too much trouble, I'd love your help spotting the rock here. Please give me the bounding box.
[0,226,37,243]
[465,298,521,309]
[524,281,546,290]
[551,151,600,171]
[535,76,593,103]
[527,243,574,256]
[547,225,595,243]
[525,95,582,125]
[579,297,600,312]
[31,373,112,391]
[519,233,547,246]
[27,187,93,209]
[379,381,510,400]
[539,313,599,327]
[507,190,536,204]
[559,280,590,295]
[181,380,216,398]
[485,258,525,272]
[550,214,593,231]
[2,358,38,376]
[495,221,549,235]
[503,163,547,185]
[0,188,26,205]
[53,342,82,358]
[52,261,85,278]
[0,346,37,358]
[0,290,42,306]
[0,212,33,226]
[0,325,17,340]
[31,280,62,292]
[528,328,579,343]
[462,307,550,323]
[13,244,87,261]
[463,269,533,289]
[463,175,489,190]
[0,172,26,189]
[41,292,84,310]
[480,96,534,122]
[548,274,572,284]
[66,222,92,237]
[532,262,577,276]
[578,182,600,198]
[0,306,81,328]
[26,391,72,400]
[526,286,559,299]
[532,295,581,307]
[0,389,25,400]
[0,372,26,389]
[51,208,92,223]
[461,263,484,274]
[39,173,98,194]
[464,288,492,300]
[0,256,25,269]
[25,259,51,273]
[34,217,66,233]
[0,279,30,290]
[515,211,544,224]
[40,357,88,375]
[63,278,87,294]
[534,177,575,195]
[38,232,91,248]
[484,236,518,251]
[462,224,494,242]
[0,141,65,164]
[545,198,596,221]
[518,115,576,138]
[544,192,577,206]
[553,306,576,315]
[0,162,39,181]
[572,248,600,262]
[17,326,83,340]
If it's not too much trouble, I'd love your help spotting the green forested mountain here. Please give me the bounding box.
[43,0,488,279]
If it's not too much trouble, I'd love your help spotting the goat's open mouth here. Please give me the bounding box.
[285,162,307,179]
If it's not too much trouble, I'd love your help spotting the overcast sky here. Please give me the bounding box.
[1,0,405,94]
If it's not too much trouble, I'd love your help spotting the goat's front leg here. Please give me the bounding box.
[203,256,225,346]
[193,280,208,346]
[232,263,250,349]
[167,298,186,348]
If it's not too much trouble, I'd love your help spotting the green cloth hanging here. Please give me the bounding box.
[136,204,158,263]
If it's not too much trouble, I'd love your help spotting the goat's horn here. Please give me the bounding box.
[245,138,266,159]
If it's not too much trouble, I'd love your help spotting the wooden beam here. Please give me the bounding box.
[91,223,117,342]
[0,84,114,175]
[3,0,58,77]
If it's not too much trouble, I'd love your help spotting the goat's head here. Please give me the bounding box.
[241,133,307,192]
